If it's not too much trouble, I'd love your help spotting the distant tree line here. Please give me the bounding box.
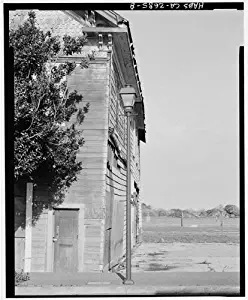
[141,203,239,218]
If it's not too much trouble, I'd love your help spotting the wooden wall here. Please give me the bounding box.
[26,56,110,272]
[63,56,109,272]
[103,53,142,269]
[15,228,25,271]
[11,9,111,273]
[104,142,126,268]
[31,212,48,272]
[15,203,49,272]
[65,61,108,207]
[12,9,143,273]
[109,58,141,193]
[9,10,90,35]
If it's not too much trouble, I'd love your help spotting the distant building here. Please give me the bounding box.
[11,10,146,273]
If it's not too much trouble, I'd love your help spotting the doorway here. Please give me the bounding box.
[53,209,79,273]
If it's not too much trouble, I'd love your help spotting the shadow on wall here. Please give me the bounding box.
[14,180,63,232]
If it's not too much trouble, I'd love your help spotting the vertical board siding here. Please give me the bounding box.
[15,227,25,271]
[31,212,48,272]
[24,183,33,273]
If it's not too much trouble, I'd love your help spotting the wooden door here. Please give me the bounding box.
[53,209,78,273]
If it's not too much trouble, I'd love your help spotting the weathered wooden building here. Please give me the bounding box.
[11,10,146,273]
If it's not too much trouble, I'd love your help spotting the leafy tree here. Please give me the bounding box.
[168,209,182,218]
[156,209,167,217]
[11,11,92,229]
[224,205,239,217]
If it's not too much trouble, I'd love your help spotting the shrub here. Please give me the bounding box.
[15,271,30,286]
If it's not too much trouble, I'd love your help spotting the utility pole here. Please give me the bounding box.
[181,210,184,227]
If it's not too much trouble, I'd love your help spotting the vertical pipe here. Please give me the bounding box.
[124,111,134,284]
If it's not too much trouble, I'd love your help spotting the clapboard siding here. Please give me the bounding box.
[63,58,109,217]
[78,174,106,181]
[103,56,142,270]
[12,9,144,274]
[79,147,107,154]
[77,156,107,165]
[9,10,91,35]
[108,59,141,189]
[69,185,105,194]
[84,219,103,269]
[78,152,108,158]
[80,169,106,175]
[103,141,126,268]
[54,57,110,271]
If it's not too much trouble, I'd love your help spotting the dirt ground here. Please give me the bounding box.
[123,217,240,272]
[119,243,239,273]
[142,217,240,244]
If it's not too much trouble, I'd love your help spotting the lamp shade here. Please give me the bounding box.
[119,85,136,112]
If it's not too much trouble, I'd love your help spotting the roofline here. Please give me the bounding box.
[70,9,146,142]
[96,10,146,122]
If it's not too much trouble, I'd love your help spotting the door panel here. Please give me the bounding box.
[54,209,78,273]
[109,200,124,268]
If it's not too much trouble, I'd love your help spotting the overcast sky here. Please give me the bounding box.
[117,10,243,210]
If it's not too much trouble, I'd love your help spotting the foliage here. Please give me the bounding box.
[141,203,157,217]
[15,271,30,286]
[142,203,240,219]
[11,11,92,229]
[168,209,182,218]
[156,209,168,217]
[224,205,239,217]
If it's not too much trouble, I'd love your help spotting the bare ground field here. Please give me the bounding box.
[119,217,240,273]
[142,217,240,244]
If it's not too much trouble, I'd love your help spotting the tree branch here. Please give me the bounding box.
[25,92,46,132]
